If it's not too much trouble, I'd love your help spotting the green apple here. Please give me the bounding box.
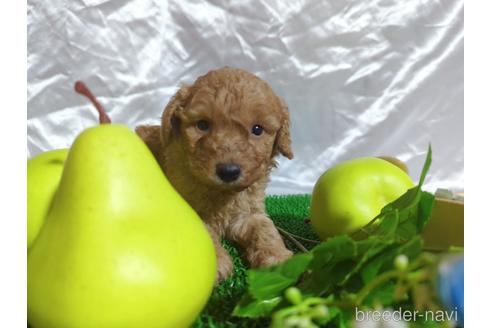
[310,157,414,239]
[27,149,68,249]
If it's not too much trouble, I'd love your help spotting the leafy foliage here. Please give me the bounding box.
[233,146,450,327]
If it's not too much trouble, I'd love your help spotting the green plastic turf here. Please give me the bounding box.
[193,194,317,328]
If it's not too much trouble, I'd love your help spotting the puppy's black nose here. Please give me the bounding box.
[216,163,241,183]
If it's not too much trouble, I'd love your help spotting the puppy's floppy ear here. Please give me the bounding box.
[161,84,192,147]
[274,101,294,159]
[135,125,162,159]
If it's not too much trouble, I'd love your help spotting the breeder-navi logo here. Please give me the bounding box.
[355,307,458,323]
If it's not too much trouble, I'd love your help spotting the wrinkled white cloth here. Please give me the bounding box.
[27,0,464,195]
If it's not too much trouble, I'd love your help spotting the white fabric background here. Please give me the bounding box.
[27,0,464,195]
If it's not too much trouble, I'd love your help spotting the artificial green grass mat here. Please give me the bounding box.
[193,194,317,328]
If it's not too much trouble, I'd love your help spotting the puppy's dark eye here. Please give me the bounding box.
[196,120,210,131]
[251,124,264,136]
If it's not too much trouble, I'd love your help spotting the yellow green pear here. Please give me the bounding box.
[27,149,68,249]
[27,124,216,328]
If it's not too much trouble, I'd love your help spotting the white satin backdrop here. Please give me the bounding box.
[27,0,464,195]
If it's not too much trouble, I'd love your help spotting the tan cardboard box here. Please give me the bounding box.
[421,196,464,250]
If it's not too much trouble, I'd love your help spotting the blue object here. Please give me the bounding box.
[438,255,464,326]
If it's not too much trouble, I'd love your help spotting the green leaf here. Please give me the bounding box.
[248,253,313,300]
[375,188,434,241]
[375,209,400,236]
[362,145,433,240]
[395,236,424,260]
[381,186,420,215]
[363,281,397,307]
[418,144,432,188]
[339,236,396,286]
[359,244,400,285]
[232,293,282,318]
[417,191,435,232]
[298,236,358,295]
[360,186,422,241]
[309,235,357,270]
[387,192,433,241]
[361,236,423,284]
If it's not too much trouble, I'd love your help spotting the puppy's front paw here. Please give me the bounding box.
[250,247,293,268]
[216,252,234,283]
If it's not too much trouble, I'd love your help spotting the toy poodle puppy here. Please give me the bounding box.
[136,67,293,282]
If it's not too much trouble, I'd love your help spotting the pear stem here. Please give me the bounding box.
[74,81,112,124]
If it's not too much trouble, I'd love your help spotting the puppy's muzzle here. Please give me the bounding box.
[216,163,241,183]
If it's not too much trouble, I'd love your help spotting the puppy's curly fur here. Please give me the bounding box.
[136,67,293,282]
